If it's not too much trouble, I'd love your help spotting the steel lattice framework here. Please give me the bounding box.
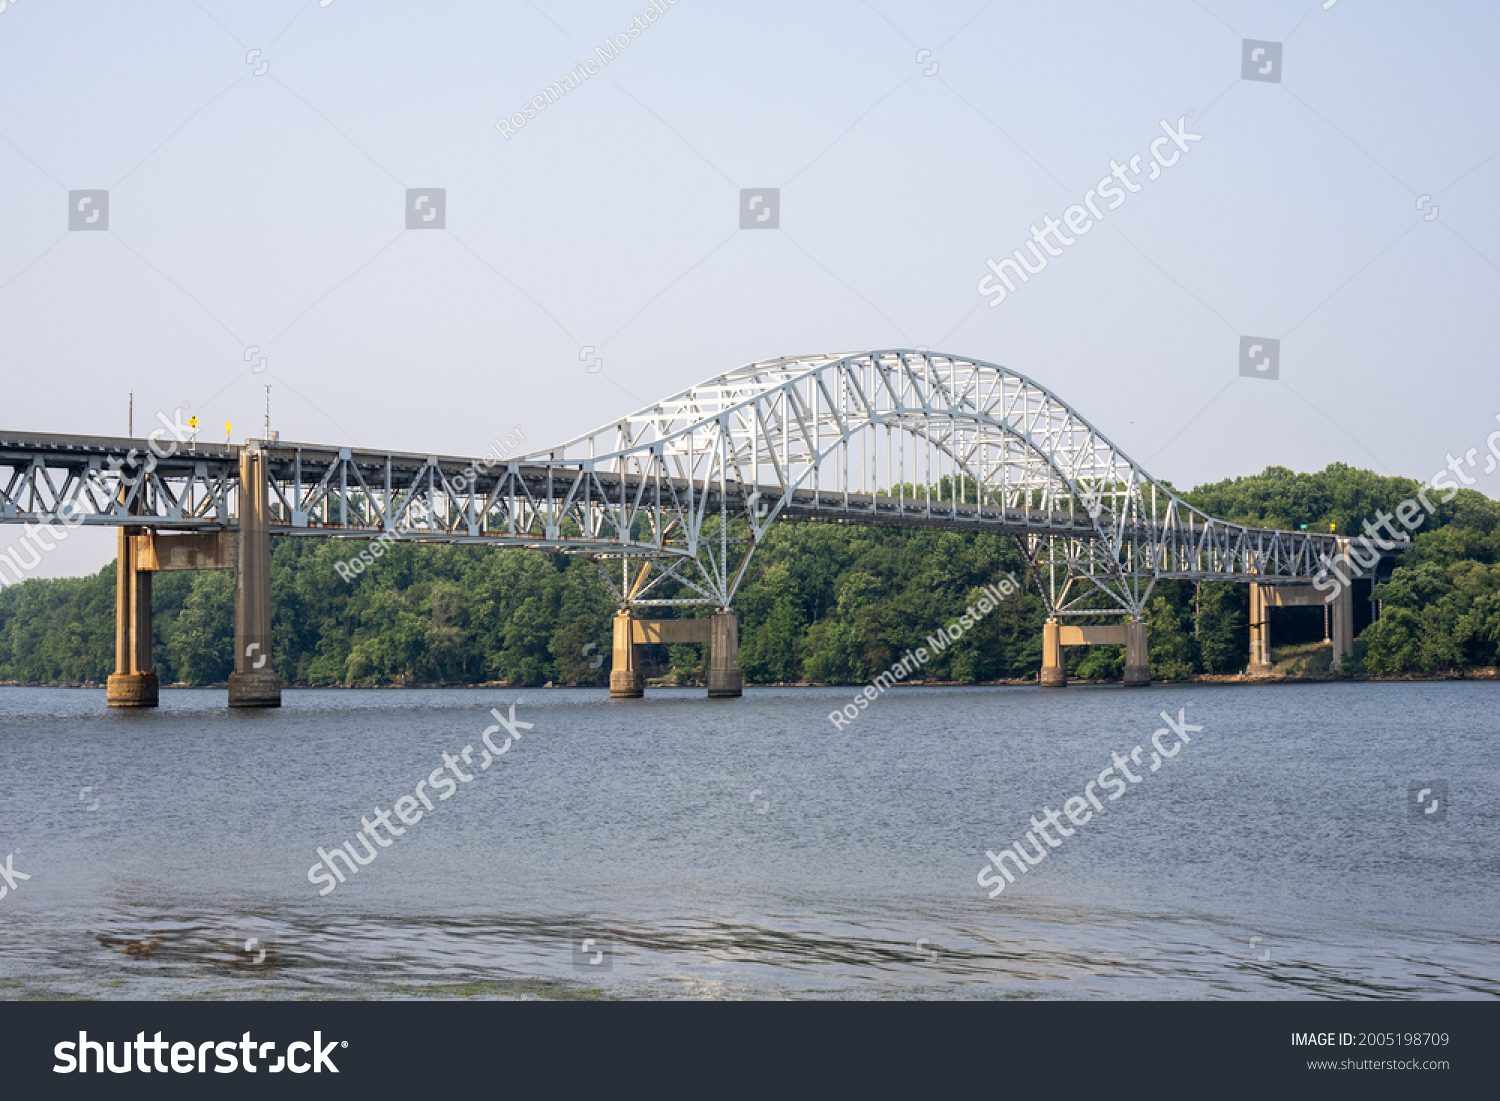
[1,350,1349,615]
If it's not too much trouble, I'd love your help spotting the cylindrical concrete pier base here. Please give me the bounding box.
[1123,619,1150,687]
[1039,619,1067,687]
[707,670,742,697]
[106,672,159,708]
[609,670,644,698]
[228,671,282,708]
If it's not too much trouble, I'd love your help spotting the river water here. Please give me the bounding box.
[0,682,1495,1000]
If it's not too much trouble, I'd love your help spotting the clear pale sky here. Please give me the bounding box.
[2,0,1497,579]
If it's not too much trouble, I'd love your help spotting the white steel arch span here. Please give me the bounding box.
[530,349,1340,616]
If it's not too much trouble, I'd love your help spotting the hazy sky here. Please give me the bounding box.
[3,0,1497,579]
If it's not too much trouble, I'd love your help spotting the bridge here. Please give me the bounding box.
[0,350,1395,707]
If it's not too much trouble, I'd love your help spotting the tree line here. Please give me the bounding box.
[1,463,1496,687]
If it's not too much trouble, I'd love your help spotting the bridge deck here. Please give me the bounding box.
[0,431,1397,582]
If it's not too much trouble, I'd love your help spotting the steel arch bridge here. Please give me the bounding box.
[2,349,1344,620]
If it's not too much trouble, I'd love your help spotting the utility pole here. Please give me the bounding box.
[264,385,271,440]
[128,391,133,437]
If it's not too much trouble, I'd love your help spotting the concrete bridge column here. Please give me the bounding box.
[1123,619,1150,687]
[228,445,281,707]
[1329,554,1355,671]
[1039,619,1067,687]
[105,524,159,708]
[610,610,644,698]
[1248,582,1274,675]
[707,612,742,698]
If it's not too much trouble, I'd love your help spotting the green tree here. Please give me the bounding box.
[163,572,235,683]
[1145,595,1199,681]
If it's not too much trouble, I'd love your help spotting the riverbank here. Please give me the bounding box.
[3,668,1496,691]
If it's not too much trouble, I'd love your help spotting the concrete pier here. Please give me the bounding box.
[706,612,742,698]
[1249,573,1354,674]
[1039,619,1067,687]
[105,524,159,708]
[1040,619,1149,687]
[610,610,742,698]
[1248,582,1274,675]
[610,611,644,698]
[228,445,281,707]
[1123,619,1150,687]
[1329,576,1353,670]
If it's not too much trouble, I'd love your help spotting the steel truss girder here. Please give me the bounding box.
[0,434,235,528]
